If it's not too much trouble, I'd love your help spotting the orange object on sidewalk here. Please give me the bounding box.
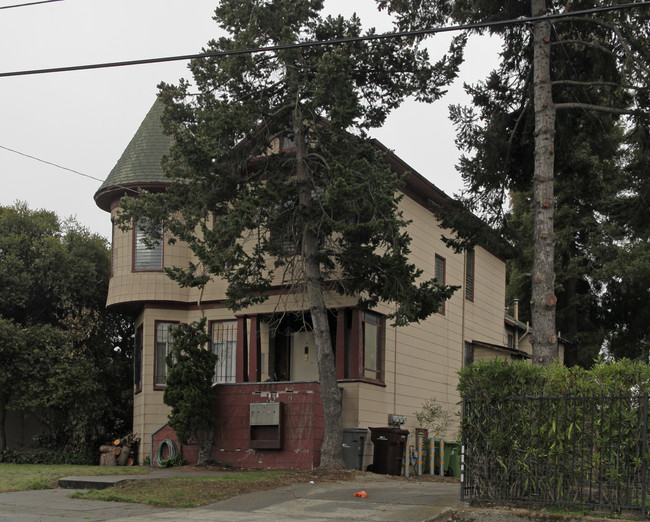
[353,490,368,498]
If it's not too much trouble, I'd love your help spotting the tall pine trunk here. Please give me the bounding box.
[294,109,345,469]
[531,0,558,365]
[196,426,214,466]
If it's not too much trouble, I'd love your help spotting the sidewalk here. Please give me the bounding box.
[0,470,461,522]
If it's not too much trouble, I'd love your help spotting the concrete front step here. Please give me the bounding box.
[57,475,134,490]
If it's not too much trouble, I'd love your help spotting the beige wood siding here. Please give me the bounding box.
[118,188,509,462]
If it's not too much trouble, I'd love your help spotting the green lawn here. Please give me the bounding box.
[1,464,355,508]
[0,463,148,493]
[71,472,291,508]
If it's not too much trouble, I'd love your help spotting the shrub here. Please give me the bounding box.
[414,398,452,440]
[459,359,650,506]
[0,448,94,465]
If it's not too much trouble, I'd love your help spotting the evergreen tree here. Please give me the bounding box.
[380,0,649,365]
[118,0,461,468]
[0,203,133,454]
[164,319,217,466]
[597,119,650,361]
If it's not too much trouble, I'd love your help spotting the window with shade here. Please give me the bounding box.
[212,320,237,383]
[435,254,446,314]
[134,220,163,271]
[154,321,177,387]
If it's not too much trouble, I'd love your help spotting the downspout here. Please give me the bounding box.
[461,249,467,367]
[513,298,531,347]
[394,305,398,414]
[514,299,519,351]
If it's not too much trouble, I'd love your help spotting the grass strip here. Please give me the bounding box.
[0,463,148,493]
[70,472,293,508]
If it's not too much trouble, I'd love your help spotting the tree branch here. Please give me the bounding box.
[505,70,532,172]
[505,97,531,169]
[551,79,643,90]
[557,16,650,77]
[550,39,616,58]
[554,102,635,114]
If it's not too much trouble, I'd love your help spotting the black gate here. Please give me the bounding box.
[461,394,649,518]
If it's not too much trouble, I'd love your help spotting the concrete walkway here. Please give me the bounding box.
[0,471,461,522]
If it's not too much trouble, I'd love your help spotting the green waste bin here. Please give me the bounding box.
[447,442,461,478]
[342,428,368,471]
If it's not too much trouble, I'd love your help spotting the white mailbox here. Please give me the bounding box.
[249,402,283,449]
[250,402,281,426]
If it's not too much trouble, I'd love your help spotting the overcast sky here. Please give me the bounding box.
[0,0,500,241]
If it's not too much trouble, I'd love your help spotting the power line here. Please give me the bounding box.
[0,144,140,195]
[0,0,63,10]
[1,1,648,78]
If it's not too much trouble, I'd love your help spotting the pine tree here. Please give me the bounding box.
[118,0,461,468]
[380,0,649,365]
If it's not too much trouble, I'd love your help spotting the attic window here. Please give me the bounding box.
[280,135,296,151]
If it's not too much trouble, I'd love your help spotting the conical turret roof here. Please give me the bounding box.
[94,99,173,211]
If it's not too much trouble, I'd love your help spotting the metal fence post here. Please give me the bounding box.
[403,434,410,478]
[642,394,648,520]
[460,398,466,502]
[417,433,423,476]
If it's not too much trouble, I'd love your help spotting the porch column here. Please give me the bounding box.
[236,316,247,382]
[351,309,361,379]
[335,308,345,379]
[248,315,261,383]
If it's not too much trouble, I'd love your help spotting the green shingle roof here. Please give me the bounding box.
[94,99,173,210]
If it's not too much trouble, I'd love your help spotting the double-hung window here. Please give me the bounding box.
[435,254,446,314]
[134,220,163,271]
[465,248,475,301]
[362,312,382,381]
[134,325,143,393]
[154,321,176,387]
[212,320,237,383]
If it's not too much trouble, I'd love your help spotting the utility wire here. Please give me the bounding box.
[0,0,63,10]
[0,144,141,194]
[1,1,648,78]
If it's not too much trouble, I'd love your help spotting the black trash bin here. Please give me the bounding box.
[369,427,409,476]
[342,428,368,471]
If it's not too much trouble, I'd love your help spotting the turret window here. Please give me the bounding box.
[134,220,163,271]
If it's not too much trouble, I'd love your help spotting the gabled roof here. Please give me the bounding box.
[505,314,529,332]
[94,99,172,211]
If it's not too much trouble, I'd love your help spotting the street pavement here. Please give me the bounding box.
[0,471,462,522]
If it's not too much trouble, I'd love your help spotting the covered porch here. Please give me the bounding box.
[225,307,384,386]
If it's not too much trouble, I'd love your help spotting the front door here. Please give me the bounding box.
[290,331,319,381]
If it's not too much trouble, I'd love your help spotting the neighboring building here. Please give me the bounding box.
[94,101,516,468]
[466,302,567,365]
